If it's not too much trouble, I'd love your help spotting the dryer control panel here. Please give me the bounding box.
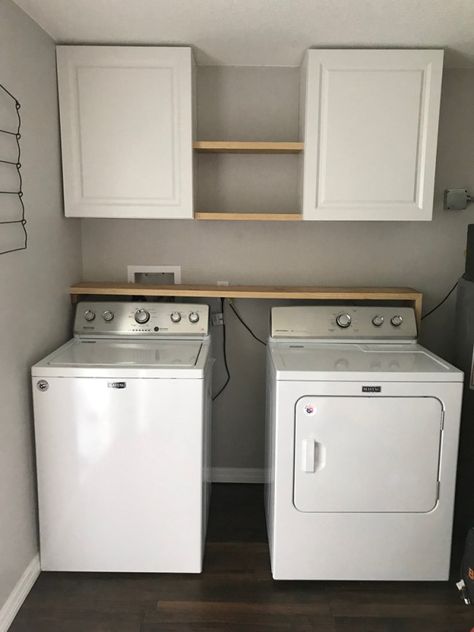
[271,306,417,340]
[74,302,209,337]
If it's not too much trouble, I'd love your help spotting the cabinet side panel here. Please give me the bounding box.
[416,53,443,219]
[298,52,308,214]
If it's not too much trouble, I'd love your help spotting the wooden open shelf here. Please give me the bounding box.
[194,140,303,219]
[195,212,302,222]
[193,141,303,154]
[70,282,423,325]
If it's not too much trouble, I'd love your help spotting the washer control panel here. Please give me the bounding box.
[271,306,417,340]
[74,302,209,337]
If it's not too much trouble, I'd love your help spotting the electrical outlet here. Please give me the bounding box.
[217,280,229,286]
[212,312,224,326]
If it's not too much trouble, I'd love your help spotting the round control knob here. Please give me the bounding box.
[134,309,150,324]
[189,312,200,324]
[102,310,114,322]
[170,312,182,323]
[336,313,352,329]
[84,310,95,322]
[372,315,384,327]
[391,315,403,327]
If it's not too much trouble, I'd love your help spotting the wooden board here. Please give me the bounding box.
[193,141,304,154]
[69,282,422,326]
[195,212,302,221]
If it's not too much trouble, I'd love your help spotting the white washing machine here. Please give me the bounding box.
[265,305,463,580]
[32,301,212,573]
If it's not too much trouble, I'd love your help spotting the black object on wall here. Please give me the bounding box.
[0,81,27,256]
[453,226,474,565]
[465,224,474,282]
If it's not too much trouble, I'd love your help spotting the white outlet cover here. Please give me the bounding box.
[127,265,182,284]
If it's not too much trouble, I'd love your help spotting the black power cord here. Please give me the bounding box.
[212,298,230,401]
[227,300,267,346]
[211,298,267,401]
[421,280,459,321]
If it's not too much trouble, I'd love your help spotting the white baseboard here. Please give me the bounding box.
[0,554,40,632]
[211,467,264,483]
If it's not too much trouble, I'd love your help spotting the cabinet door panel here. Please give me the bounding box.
[301,50,443,221]
[57,46,193,218]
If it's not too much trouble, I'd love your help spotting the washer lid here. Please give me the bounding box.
[45,339,203,368]
[31,338,212,378]
[270,342,463,382]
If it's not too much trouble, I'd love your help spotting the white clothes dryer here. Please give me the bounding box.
[265,305,463,580]
[32,301,212,573]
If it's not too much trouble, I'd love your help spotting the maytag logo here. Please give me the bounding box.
[108,382,126,389]
[362,386,381,393]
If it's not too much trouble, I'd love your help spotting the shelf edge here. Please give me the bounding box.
[193,141,304,154]
[195,212,302,221]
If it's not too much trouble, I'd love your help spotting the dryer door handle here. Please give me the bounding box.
[302,439,315,472]
[301,439,325,473]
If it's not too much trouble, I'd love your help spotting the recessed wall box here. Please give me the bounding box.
[127,265,182,285]
[444,189,472,211]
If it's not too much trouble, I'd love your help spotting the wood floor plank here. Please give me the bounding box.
[141,624,328,632]
[327,581,469,618]
[143,599,334,629]
[203,542,271,576]
[153,598,331,615]
[20,572,166,608]
[206,484,267,543]
[11,609,142,632]
[334,615,474,632]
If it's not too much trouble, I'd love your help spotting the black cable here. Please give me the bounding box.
[0,82,27,256]
[227,300,267,346]
[421,280,459,321]
[212,298,230,401]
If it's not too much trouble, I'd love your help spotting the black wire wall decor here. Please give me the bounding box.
[0,82,26,256]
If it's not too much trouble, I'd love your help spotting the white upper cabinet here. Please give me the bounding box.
[300,49,443,221]
[57,46,194,218]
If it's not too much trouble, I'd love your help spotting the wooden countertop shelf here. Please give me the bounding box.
[70,282,422,325]
[193,141,304,154]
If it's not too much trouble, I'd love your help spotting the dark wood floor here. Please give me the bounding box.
[11,484,474,631]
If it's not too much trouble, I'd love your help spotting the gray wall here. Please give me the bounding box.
[0,0,82,611]
[81,66,474,472]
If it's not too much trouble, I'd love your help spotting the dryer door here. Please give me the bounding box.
[294,396,443,513]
